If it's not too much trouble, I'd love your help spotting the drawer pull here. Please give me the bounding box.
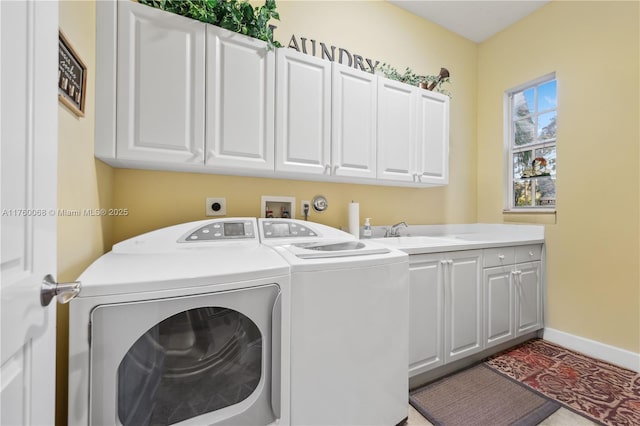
[529,251,534,256]
[498,254,505,260]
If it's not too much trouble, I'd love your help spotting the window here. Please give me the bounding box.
[505,74,557,210]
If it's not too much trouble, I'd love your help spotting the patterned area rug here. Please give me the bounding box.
[485,339,640,426]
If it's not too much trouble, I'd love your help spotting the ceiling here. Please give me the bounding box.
[388,1,550,43]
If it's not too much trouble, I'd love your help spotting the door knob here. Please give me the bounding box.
[40,274,81,306]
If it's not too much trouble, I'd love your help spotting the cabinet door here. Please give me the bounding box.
[483,266,515,348]
[445,250,483,363]
[275,49,331,175]
[416,90,449,185]
[376,77,416,182]
[408,257,444,377]
[331,63,377,179]
[516,261,543,335]
[117,1,205,163]
[205,25,274,171]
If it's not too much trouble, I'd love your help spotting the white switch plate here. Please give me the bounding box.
[205,197,226,216]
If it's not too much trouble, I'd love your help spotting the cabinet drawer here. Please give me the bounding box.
[515,244,542,263]
[483,247,515,268]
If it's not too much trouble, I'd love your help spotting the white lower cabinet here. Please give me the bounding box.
[408,256,444,376]
[483,265,516,347]
[408,250,482,376]
[409,244,544,377]
[444,250,483,363]
[516,260,543,335]
[483,245,543,350]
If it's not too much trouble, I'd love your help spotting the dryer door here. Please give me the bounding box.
[89,284,280,426]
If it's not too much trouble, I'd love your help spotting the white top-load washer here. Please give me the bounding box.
[258,219,409,426]
[68,218,291,426]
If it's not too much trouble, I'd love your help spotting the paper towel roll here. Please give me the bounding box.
[348,201,360,239]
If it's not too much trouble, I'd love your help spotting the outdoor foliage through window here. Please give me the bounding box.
[509,77,557,208]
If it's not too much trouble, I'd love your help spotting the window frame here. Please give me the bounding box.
[503,73,557,213]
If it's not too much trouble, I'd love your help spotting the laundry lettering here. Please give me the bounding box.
[287,34,380,73]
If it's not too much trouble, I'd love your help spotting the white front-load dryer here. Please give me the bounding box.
[258,219,409,426]
[68,218,291,426]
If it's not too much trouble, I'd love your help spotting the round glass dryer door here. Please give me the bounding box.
[118,307,262,425]
[89,284,281,426]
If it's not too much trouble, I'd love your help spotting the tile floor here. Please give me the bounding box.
[407,404,597,425]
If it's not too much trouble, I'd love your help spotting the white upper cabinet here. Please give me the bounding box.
[96,2,450,186]
[275,48,331,175]
[205,25,275,171]
[116,1,205,164]
[416,90,449,185]
[377,78,417,182]
[331,63,377,179]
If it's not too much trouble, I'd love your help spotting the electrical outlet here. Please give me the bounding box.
[301,200,310,218]
[205,197,226,216]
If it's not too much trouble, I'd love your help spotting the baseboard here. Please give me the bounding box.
[543,328,640,372]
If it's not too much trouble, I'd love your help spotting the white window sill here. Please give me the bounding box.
[502,209,557,224]
[503,209,556,214]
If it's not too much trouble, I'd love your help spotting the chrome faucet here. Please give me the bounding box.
[385,222,408,237]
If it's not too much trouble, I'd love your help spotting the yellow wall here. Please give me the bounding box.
[57,1,113,424]
[55,0,640,424]
[110,0,479,243]
[477,1,640,352]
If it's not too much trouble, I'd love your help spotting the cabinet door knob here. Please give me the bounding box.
[529,251,534,256]
[324,164,331,174]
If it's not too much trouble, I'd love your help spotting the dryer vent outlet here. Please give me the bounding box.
[205,197,226,216]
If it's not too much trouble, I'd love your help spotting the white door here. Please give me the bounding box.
[483,266,515,348]
[275,48,331,175]
[1,1,58,424]
[205,25,275,171]
[516,261,542,336]
[415,89,449,185]
[377,77,416,182]
[331,63,377,179]
[408,256,444,377]
[444,250,483,363]
[117,1,205,164]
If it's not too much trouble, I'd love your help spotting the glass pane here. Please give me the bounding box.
[534,146,556,177]
[513,88,535,118]
[514,118,535,146]
[537,111,557,140]
[118,307,262,426]
[534,146,556,206]
[537,80,557,111]
[514,179,532,207]
[535,176,556,206]
[514,151,533,179]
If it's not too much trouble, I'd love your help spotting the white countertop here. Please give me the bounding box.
[367,223,544,255]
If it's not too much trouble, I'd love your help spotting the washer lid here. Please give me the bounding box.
[286,241,390,259]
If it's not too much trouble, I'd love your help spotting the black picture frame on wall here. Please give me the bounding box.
[58,30,86,117]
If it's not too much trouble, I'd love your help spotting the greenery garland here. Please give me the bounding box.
[139,0,282,49]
